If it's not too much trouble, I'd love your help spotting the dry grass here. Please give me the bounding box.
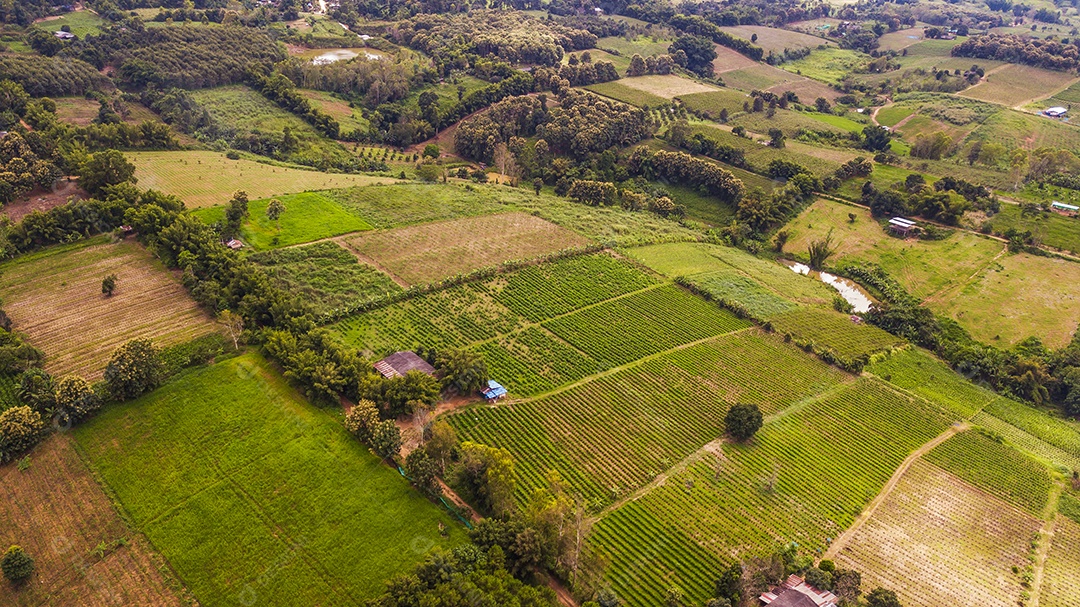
[0,238,219,380]
[341,212,590,286]
[711,45,760,74]
[876,28,926,52]
[0,434,186,607]
[53,97,101,127]
[717,25,831,54]
[616,74,721,99]
[959,64,1079,107]
[836,460,1041,607]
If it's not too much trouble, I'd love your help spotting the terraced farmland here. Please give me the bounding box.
[686,270,798,318]
[925,429,1054,515]
[592,378,953,607]
[448,330,850,506]
[1040,517,1080,607]
[867,347,997,419]
[835,461,1040,607]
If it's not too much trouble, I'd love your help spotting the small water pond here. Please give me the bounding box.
[783,260,875,313]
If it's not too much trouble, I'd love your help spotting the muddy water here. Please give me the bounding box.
[784,261,875,313]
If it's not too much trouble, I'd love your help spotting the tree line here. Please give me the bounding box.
[952,34,1080,72]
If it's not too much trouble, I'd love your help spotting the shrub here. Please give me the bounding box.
[54,375,102,425]
[344,399,380,442]
[103,339,164,401]
[1,546,33,584]
[0,406,45,463]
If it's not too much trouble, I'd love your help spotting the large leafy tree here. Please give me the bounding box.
[724,403,763,442]
[0,406,44,463]
[79,150,136,196]
[104,339,164,401]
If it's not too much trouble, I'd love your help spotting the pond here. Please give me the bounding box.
[310,48,383,65]
[784,261,875,313]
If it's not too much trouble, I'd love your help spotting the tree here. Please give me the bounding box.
[103,339,163,401]
[217,310,244,350]
[669,35,717,77]
[16,369,54,416]
[815,97,831,114]
[1,546,33,584]
[436,349,488,395]
[101,274,118,297]
[861,126,892,152]
[768,128,786,149]
[725,403,763,441]
[405,448,441,497]
[426,419,458,474]
[344,399,381,442]
[0,406,45,463]
[223,191,249,239]
[832,569,862,603]
[266,198,285,223]
[53,375,101,425]
[665,586,684,607]
[370,420,402,460]
[628,54,647,77]
[866,588,902,607]
[457,441,516,517]
[79,150,137,197]
[422,143,440,159]
[807,228,837,270]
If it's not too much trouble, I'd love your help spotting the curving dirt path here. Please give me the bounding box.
[822,421,969,560]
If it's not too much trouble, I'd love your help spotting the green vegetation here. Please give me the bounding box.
[987,203,1080,254]
[73,353,466,606]
[868,348,997,418]
[329,183,508,229]
[769,307,904,362]
[925,429,1055,515]
[250,242,402,315]
[982,397,1080,460]
[780,48,870,85]
[193,192,372,249]
[32,10,107,37]
[594,377,953,606]
[1041,517,1080,606]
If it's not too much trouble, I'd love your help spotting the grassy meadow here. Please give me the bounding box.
[74,353,466,607]
[193,191,373,249]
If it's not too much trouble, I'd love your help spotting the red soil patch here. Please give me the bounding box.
[1,180,88,222]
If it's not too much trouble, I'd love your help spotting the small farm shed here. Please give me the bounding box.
[374,351,435,379]
[1045,106,1069,118]
[225,239,244,250]
[888,217,917,236]
[759,575,838,607]
[481,380,508,402]
[53,31,75,40]
[1051,201,1079,216]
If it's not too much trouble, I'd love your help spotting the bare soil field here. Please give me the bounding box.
[0,434,186,607]
[711,45,760,74]
[1,180,88,222]
[0,238,219,379]
[835,460,1041,607]
[876,28,925,52]
[1040,516,1080,607]
[616,74,721,99]
[341,212,590,286]
[717,25,832,53]
[53,97,101,126]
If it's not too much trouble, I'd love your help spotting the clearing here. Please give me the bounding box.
[0,238,218,380]
[192,191,373,250]
[960,64,1079,108]
[0,434,186,607]
[73,353,467,607]
[835,460,1041,607]
[340,212,590,286]
[718,25,831,54]
[127,151,393,208]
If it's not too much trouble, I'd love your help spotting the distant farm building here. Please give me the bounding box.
[481,380,508,402]
[888,217,917,236]
[760,575,838,607]
[374,351,435,379]
[1051,201,1079,216]
[225,239,245,250]
[53,31,75,40]
[1045,106,1068,118]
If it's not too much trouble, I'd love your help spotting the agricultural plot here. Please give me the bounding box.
[720,64,802,91]
[250,242,402,315]
[33,10,107,37]
[835,461,1041,607]
[677,89,751,119]
[585,80,669,108]
[779,47,870,85]
[448,329,850,505]
[475,326,601,397]
[542,284,750,367]
[1061,492,1080,524]
[73,354,466,607]
[969,106,1080,152]
[925,429,1054,515]
[296,88,369,132]
[342,212,589,286]
[874,104,915,127]
[982,397,1080,461]
[875,28,925,52]
[661,183,742,226]
[127,151,392,208]
[728,108,860,139]
[193,191,373,249]
[686,123,851,177]
[867,347,997,419]
[0,238,218,379]
[596,35,673,58]
[594,378,953,607]
[785,198,1005,300]
[960,64,1078,107]
[710,45,761,74]
[717,25,830,54]
[626,242,838,307]
[934,252,1080,348]
[769,307,905,362]
[0,435,185,607]
[689,271,798,319]
[972,412,1080,472]
[613,75,721,99]
[986,203,1080,254]
[52,96,104,126]
[1040,517,1080,607]
[328,183,508,228]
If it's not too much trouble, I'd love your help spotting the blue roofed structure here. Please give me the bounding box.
[481,380,508,402]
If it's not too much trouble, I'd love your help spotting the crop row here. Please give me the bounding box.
[543,285,751,367]
[837,461,1040,607]
[1041,518,1080,607]
[447,331,850,506]
[925,429,1054,515]
[588,378,953,606]
[475,327,601,397]
[686,270,797,320]
[770,307,904,362]
[983,397,1080,458]
[868,348,995,419]
[971,412,1080,472]
[480,253,658,321]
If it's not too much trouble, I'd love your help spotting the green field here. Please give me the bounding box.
[982,397,1080,461]
[596,35,673,58]
[925,429,1054,515]
[128,151,393,208]
[769,307,904,362]
[987,203,1080,254]
[875,104,915,127]
[73,353,466,606]
[250,242,402,315]
[868,348,997,419]
[585,80,670,108]
[678,89,750,119]
[685,122,851,177]
[661,183,739,226]
[780,47,870,85]
[34,10,106,37]
[448,329,850,506]
[593,377,953,606]
[193,191,372,249]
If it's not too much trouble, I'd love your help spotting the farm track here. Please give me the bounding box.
[821,421,969,560]
[1029,481,1066,607]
